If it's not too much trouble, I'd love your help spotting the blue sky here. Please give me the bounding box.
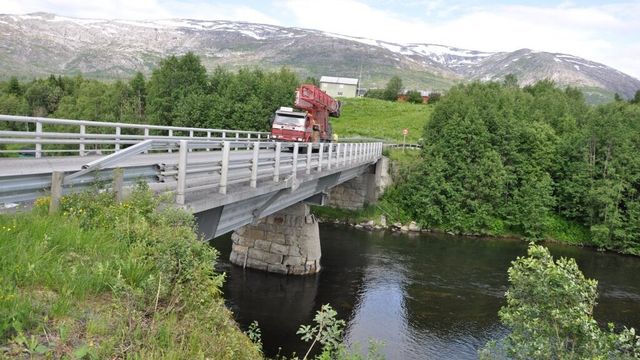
[3,0,640,79]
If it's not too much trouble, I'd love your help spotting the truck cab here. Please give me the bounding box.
[270,107,311,142]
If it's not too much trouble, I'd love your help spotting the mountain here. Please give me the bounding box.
[1,12,639,102]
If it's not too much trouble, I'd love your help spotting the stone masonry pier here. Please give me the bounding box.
[229,203,321,275]
[328,156,391,210]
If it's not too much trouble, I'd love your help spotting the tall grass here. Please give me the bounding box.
[332,98,432,143]
[0,184,260,359]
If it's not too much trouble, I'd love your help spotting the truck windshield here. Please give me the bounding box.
[274,113,305,126]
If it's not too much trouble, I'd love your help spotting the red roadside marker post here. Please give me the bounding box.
[402,128,408,152]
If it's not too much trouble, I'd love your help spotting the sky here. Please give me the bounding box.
[2,0,640,79]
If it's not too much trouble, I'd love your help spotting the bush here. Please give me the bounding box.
[481,244,640,359]
[0,184,260,358]
[405,90,424,104]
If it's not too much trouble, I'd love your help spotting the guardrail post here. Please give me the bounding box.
[35,121,42,158]
[317,143,324,172]
[79,124,86,156]
[49,171,64,214]
[250,142,259,188]
[336,143,342,167]
[206,131,211,152]
[176,140,188,205]
[292,143,299,182]
[144,128,150,154]
[115,126,121,151]
[328,143,333,170]
[273,142,281,182]
[219,141,230,194]
[113,168,124,202]
[168,130,173,153]
[306,143,312,174]
[343,143,348,166]
[189,130,194,152]
[349,143,354,164]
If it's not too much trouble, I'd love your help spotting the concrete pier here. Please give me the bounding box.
[229,203,321,275]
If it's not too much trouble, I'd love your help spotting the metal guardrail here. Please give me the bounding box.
[0,139,383,207]
[384,143,422,150]
[339,137,422,150]
[0,114,270,158]
[173,140,382,204]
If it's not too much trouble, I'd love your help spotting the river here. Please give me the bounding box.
[212,224,640,359]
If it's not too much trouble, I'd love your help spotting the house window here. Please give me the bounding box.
[337,92,343,96]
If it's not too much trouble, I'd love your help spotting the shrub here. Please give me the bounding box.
[481,244,640,359]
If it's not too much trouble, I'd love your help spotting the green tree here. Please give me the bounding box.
[24,80,63,116]
[383,76,403,101]
[129,72,147,122]
[304,76,320,86]
[427,92,441,104]
[7,76,22,96]
[147,52,207,126]
[482,244,640,359]
[631,89,640,104]
[0,94,29,116]
[405,90,424,104]
[364,88,385,100]
[503,74,518,88]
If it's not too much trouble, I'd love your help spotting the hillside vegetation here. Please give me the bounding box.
[0,186,260,359]
[332,98,432,143]
[383,80,640,255]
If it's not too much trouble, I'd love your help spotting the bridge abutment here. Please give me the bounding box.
[230,202,321,275]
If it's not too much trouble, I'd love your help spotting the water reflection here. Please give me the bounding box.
[212,224,640,359]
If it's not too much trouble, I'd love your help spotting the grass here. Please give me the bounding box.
[0,185,260,359]
[332,98,432,143]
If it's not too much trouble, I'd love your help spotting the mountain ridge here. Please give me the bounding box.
[1,12,639,101]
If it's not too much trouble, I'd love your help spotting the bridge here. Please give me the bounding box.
[0,114,391,275]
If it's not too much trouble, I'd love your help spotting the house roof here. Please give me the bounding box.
[319,76,359,86]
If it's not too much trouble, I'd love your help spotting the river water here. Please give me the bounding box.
[212,224,640,359]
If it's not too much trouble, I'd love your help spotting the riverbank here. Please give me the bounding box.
[0,186,260,359]
[310,205,627,255]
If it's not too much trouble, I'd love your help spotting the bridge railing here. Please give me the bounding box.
[383,143,422,150]
[173,141,383,204]
[1,139,383,207]
[0,114,271,158]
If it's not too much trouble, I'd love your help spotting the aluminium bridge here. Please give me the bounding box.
[0,115,388,239]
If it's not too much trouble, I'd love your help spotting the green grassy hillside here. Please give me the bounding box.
[331,98,432,143]
[0,187,260,359]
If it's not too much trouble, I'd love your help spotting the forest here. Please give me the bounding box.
[384,79,640,254]
[0,52,298,131]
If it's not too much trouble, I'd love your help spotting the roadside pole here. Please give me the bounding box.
[402,128,408,153]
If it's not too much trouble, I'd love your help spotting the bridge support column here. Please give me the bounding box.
[230,203,321,275]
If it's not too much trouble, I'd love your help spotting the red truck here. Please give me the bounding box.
[270,84,341,143]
